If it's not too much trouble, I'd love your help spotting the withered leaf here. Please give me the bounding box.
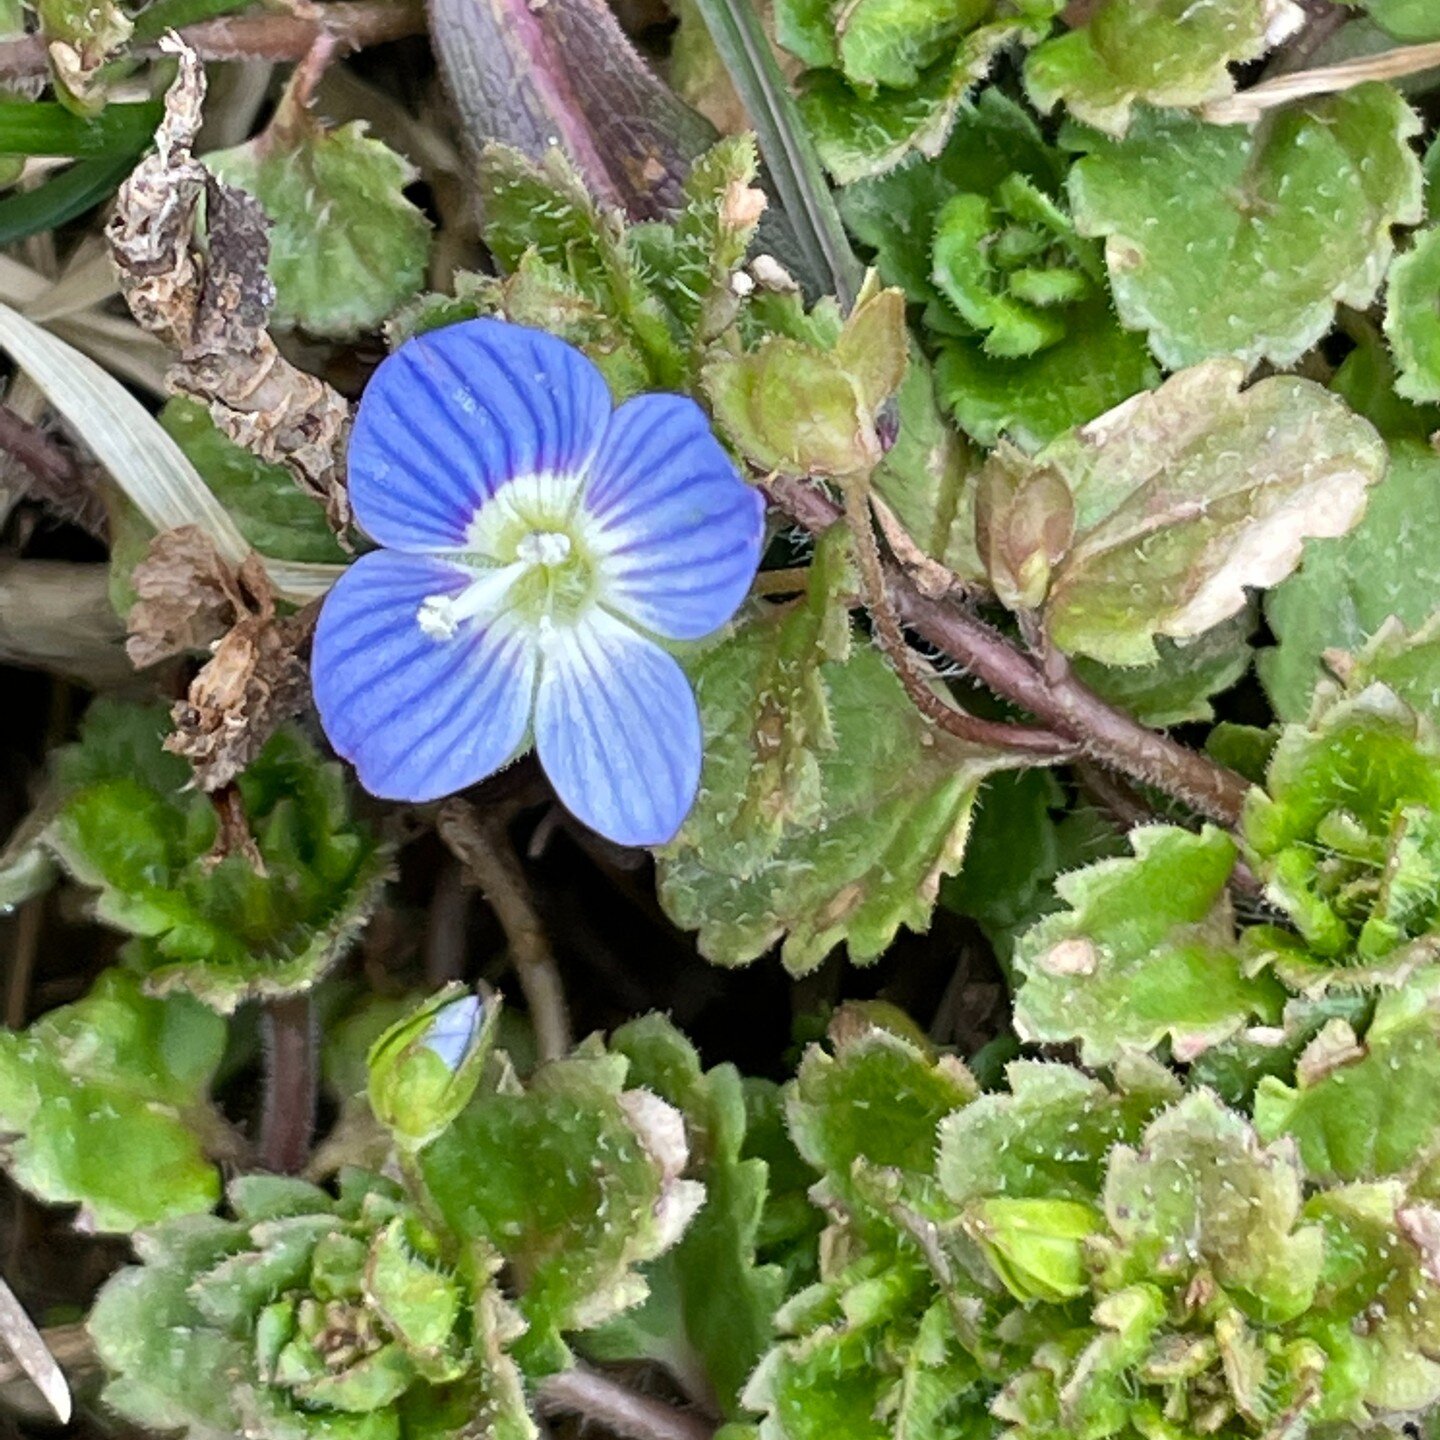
[106,39,353,536]
[124,523,312,791]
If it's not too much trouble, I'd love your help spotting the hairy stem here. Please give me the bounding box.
[768,474,1252,827]
[436,799,572,1062]
[258,994,317,1174]
[537,1367,714,1440]
[0,0,424,79]
[842,480,1075,758]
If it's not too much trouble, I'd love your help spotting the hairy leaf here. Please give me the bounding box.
[46,702,389,1012]
[1385,224,1440,404]
[1067,85,1423,370]
[1013,825,1283,1064]
[208,116,431,338]
[1026,0,1271,136]
[1026,361,1385,665]
[421,1042,702,1371]
[0,969,225,1232]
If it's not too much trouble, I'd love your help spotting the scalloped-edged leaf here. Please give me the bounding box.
[585,1016,787,1417]
[420,1044,702,1373]
[45,702,389,1013]
[207,116,431,339]
[1013,825,1284,1065]
[656,590,1026,972]
[1099,1092,1324,1323]
[1025,0,1271,136]
[1385,224,1440,404]
[1242,685,1440,982]
[788,1008,977,1224]
[1067,84,1423,370]
[1031,361,1385,665]
[0,969,225,1231]
[1255,974,1440,1181]
[937,1059,1175,1208]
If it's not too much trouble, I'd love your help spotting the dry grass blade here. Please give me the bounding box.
[0,304,343,601]
[0,1274,70,1424]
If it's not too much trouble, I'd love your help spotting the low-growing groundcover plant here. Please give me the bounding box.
[7,2,1440,1440]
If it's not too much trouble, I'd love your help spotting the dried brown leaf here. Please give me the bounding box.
[126,524,249,668]
[106,39,353,536]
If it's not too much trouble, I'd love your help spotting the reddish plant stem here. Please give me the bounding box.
[257,994,318,1174]
[766,474,1252,827]
[0,0,424,79]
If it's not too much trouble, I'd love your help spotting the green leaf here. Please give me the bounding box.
[1262,438,1440,721]
[46,702,389,1013]
[1361,0,1440,38]
[937,1058,1175,1207]
[1073,608,1256,728]
[1338,614,1440,726]
[585,1016,788,1418]
[90,1169,522,1440]
[421,1044,702,1371]
[207,115,431,338]
[935,297,1158,449]
[1066,85,1424,370]
[1013,824,1284,1064]
[159,399,348,564]
[788,1008,977,1223]
[1385,224,1440,403]
[0,152,138,247]
[1242,684,1440,983]
[0,100,162,156]
[1025,0,1271,136]
[0,969,225,1231]
[657,565,1026,971]
[1098,1092,1324,1323]
[1027,361,1385,666]
[1256,973,1440,1180]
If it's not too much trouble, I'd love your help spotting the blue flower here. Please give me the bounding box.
[311,318,765,847]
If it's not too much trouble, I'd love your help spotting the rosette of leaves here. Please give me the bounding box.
[89,1171,537,1440]
[772,0,1064,181]
[841,90,1157,447]
[42,701,389,1012]
[1241,683,1440,990]
[749,1024,1440,1440]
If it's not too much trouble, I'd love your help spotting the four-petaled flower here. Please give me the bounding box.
[311,319,765,846]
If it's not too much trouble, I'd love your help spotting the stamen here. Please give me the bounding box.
[516,530,572,566]
[416,563,523,643]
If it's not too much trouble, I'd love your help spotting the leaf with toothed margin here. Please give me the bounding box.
[1013,824,1284,1065]
[1030,361,1386,667]
[44,701,389,1013]
[207,113,431,339]
[1066,84,1424,371]
[1385,224,1440,404]
[1256,972,1440,1182]
[0,969,225,1232]
[420,1041,704,1374]
[583,1015,789,1419]
[656,552,1029,972]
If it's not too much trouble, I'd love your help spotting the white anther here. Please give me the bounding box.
[417,595,459,640]
[516,530,572,566]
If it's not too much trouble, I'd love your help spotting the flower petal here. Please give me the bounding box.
[533,610,702,847]
[347,318,613,553]
[584,393,766,640]
[312,550,536,801]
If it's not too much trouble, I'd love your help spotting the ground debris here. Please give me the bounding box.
[126,524,313,791]
[106,37,353,535]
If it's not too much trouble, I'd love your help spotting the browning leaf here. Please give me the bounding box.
[106,40,352,536]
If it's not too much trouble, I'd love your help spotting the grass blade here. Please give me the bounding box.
[687,0,862,308]
[0,305,342,601]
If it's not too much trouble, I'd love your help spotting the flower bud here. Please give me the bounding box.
[367,985,497,1148]
[964,1196,1101,1303]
